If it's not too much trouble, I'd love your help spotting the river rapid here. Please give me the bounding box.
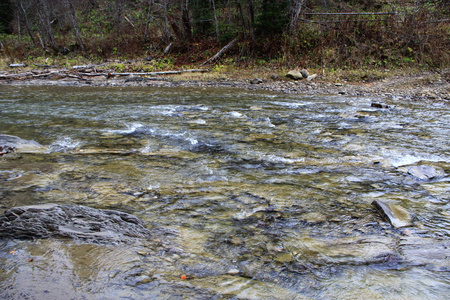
[0,85,449,299]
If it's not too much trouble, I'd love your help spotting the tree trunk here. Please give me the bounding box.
[37,0,57,50]
[16,0,37,46]
[181,0,192,41]
[143,0,154,43]
[65,0,84,51]
[210,0,220,38]
[289,0,305,33]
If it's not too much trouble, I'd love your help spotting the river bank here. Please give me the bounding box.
[1,66,449,103]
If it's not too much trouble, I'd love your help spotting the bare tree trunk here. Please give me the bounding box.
[289,0,305,33]
[162,0,171,42]
[144,0,154,42]
[65,0,85,51]
[210,0,220,38]
[37,0,57,50]
[16,0,37,46]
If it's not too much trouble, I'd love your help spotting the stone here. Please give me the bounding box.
[372,200,413,228]
[407,165,446,180]
[249,78,263,84]
[286,70,303,80]
[306,74,317,81]
[0,134,44,152]
[371,102,389,108]
[300,69,309,79]
[0,203,152,243]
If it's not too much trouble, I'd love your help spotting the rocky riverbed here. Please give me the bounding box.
[0,78,449,299]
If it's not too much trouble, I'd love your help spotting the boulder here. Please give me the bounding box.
[300,69,309,79]
[0,203,152,243]
[372,200,413,228]
[286,70,303,80]
[0,134,44,152]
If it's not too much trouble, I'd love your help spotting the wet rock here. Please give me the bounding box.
[399,236,450,270]
[372,200,413,228]
[286,70,303,80]
[407,165,446,180]
[0,134,44,152]
[0,203,152,243]
[371,102,390,108]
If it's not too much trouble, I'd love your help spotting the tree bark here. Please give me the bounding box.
[65,0,85,51]
[289,0,305,33]
[201,38,238,65]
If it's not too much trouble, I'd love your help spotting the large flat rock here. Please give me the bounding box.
[0,203,152,243]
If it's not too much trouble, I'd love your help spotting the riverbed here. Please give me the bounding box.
[0,84,449,299]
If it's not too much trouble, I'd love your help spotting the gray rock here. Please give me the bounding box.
[0,203,152,243]
[286,70,303,80]
[300,69,309,79]
[372,200,413,228]
[306,74,317,81]
[407,165,446,180]
[249,78,263,84]
[0,134,44,152]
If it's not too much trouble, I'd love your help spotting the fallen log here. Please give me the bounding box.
[77,69,209,77]
[201,38,238,66]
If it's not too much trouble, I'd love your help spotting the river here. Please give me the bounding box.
[0,85,449,299]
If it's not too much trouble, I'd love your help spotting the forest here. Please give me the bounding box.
[0,0,449,69]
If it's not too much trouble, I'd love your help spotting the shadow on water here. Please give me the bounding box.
[0,85,449,299]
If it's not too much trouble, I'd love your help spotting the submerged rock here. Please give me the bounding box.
[407,165,446,180]
[0,203,152,243]
[0,134,44,152]
[372,200,413,228]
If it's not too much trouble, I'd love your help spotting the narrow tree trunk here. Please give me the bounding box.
[65,0,85,51]
[37,0,57,50]
[289,0,305,33]
[143,0,154,42]
[16,0,37,46]
[210,0,220,38]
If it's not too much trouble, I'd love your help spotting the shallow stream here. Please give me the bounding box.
[0,85,449,299]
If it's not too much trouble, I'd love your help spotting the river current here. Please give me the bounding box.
[0,85,449,299]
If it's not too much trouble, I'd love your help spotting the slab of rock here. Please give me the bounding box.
[372,200,413,228]
[0,134,44,152]
[0,203,152,243]
[407,165,446,180]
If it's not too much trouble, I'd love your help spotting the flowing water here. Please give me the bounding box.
[0,85,449,299]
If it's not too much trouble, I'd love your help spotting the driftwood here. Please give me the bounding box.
[201,38,238,66]
[0,68,209,81]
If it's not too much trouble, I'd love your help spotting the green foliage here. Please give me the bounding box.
[0,0,13,34]
[255,0,290,36]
